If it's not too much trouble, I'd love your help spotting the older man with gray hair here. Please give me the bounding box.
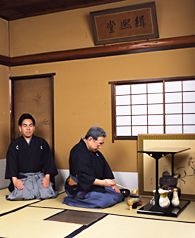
[63,126,124,208]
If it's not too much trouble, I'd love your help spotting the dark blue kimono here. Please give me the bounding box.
[63,139,124,208]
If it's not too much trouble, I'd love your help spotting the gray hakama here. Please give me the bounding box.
[7,172,58,200]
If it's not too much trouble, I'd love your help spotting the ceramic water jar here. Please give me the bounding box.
[171,188,180,207]
[159,189,170,208]
[150,190,156,206]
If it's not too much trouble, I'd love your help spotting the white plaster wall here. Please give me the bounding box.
[113,171,138,191]
[0,159,9,189]
[55,169,69,191]
[55,169,138,192]
[0,165,138,192]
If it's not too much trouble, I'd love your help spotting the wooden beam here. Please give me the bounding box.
[0,55,10,66]
[0,35,194,67]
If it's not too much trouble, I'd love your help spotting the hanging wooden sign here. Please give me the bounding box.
[90,2,159,45]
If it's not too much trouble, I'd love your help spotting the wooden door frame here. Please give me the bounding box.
[9,73,55,155]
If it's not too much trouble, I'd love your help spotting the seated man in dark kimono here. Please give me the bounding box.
[63,126,124,208]
[5,113,58,200]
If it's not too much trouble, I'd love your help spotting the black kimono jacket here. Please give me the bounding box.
[5,135,58,191]
[69,139,114,193]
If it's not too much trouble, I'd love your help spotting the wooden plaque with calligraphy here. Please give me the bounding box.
[90,2,159,45]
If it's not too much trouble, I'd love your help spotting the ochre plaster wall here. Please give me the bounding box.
[11,47,195,172]
[0,18,10,159]
[9,0,195,57]
[0,18,9,56]
[0,65,10,159]
[3,0,195,171]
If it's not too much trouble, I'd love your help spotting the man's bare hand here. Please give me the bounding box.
[111,184,120,193]
[12,177,24,190]
[42,174,50,188]
[103,179,116,187]
[93,178,121,192]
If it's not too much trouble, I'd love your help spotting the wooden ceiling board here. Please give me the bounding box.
[0,0,125,20]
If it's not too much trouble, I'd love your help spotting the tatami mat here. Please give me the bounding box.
[74,214,195,238]
[31,191,195,223]
[1,188,195,238]
[0,188,40,216]
[0,206,81,238]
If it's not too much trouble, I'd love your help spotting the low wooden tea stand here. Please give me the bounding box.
[137,147,191,217]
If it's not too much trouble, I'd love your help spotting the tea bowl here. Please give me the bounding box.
[120,189,130,197]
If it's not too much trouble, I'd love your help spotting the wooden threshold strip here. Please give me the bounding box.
[0,35,195,67]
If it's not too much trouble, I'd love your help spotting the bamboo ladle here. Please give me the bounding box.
[116,184,130,190]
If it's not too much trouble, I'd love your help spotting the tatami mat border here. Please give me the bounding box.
[106,213,195,224]
[0,200,41,217]
[64,213,108,238]
[1,188,195,238]
[1,203,195,237]
[40,205,195,237]
[0,190,65,217]
[29,203,195,225]
[54,210,195,237]
[30,205,65,210]
[64,212,195,237]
